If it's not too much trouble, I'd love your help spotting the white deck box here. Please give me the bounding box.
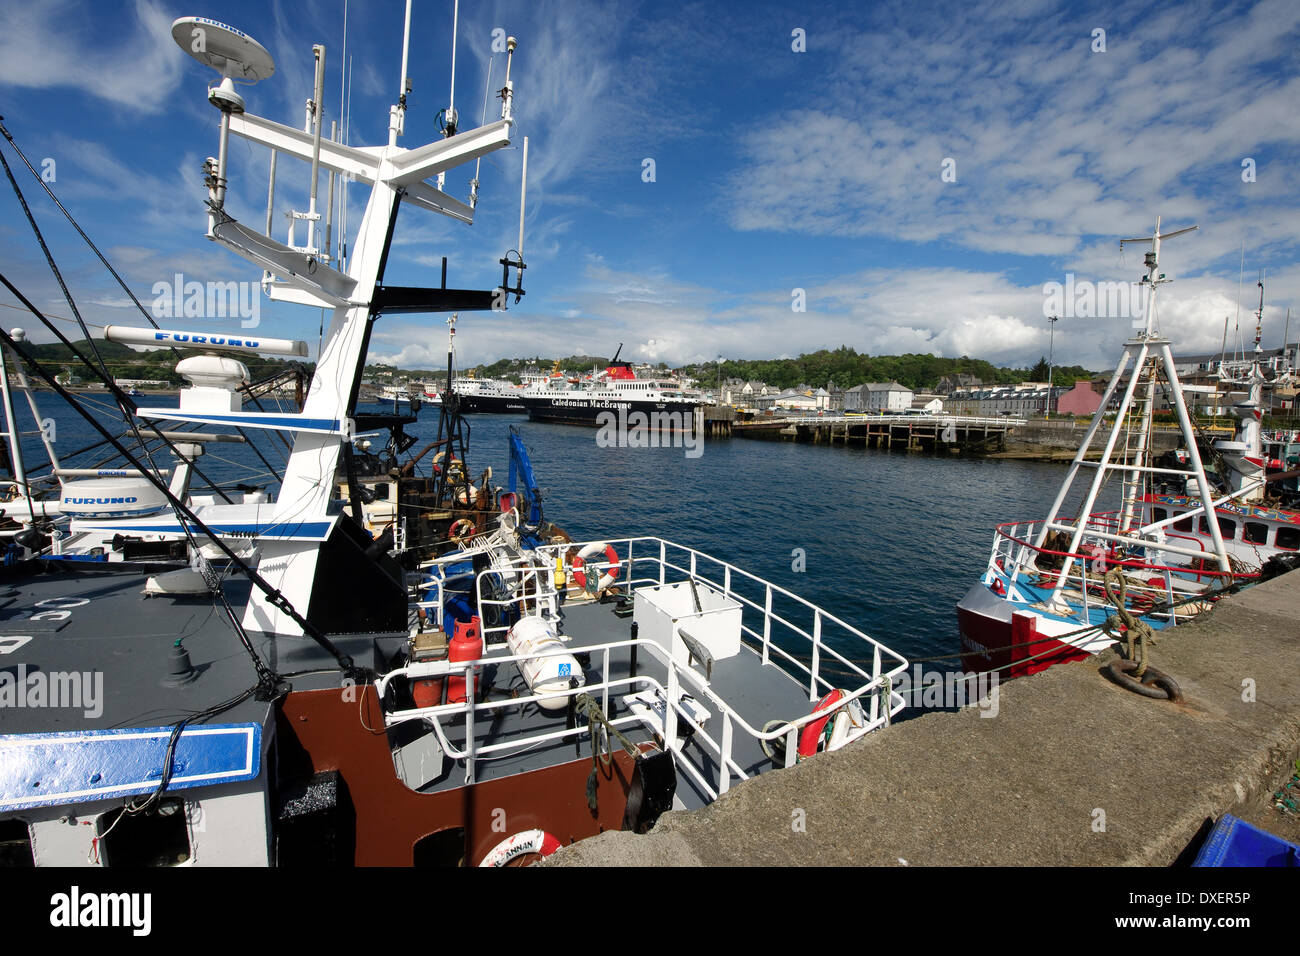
[632,580,742,669]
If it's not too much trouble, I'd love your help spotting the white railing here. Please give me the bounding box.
[536,537,909,710]
[753,414,1026,427]
[396,537,909,802]
[983,517,1243,629]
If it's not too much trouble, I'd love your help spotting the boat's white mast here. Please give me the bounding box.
[1034,218,1230,604]
[169,13,518,636]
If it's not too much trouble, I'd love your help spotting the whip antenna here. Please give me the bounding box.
[469,55,494,208]
[518,136,528,261]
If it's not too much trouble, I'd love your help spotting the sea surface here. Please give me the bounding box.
[12,393,1075,666]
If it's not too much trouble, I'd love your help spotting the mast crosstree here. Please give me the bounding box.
[168,12,526,636]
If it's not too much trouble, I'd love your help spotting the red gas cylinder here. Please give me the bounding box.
[447,616,484,704]
[412,677,444,709]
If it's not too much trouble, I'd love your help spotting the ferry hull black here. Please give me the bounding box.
[527,399,700,428]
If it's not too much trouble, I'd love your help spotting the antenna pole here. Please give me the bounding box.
[339,0,348,130]
[518,136,528,260]
[502,36,516,121]
[265,149,277,237]
[446,314,457,394]
[325,120,337,264]
[469,56,493,208]
[1045,314,1058,419]
[307,44,326,254]
[1254,270,1265,354]
[1235,242,1245,361]
[390,0,413,146]
[449,0,459,128]
[342,53,352,269]
[437,0,461,190]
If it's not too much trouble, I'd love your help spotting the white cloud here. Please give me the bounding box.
[368,253,1300,375]
[723,0,1300,264]
[0,0,183,114]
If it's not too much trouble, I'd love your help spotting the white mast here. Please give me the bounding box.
[1033,218,1231,605]
[390,0,413,148]
[170,14,519,636]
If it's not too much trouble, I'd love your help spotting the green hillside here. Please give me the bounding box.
[388,346,1096,391]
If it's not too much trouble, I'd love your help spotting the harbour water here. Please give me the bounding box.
[14,394,1072,665]
[478,413,1070,663]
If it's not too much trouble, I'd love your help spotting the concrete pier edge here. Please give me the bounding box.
[545,570,1300,866]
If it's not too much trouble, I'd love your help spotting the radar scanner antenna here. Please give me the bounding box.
[171,17,276,236]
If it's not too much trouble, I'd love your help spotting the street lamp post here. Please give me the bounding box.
[1046,314,1059,419]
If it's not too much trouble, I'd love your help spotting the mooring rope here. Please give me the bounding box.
[575,692,645,813]
[1100,567,1158,678]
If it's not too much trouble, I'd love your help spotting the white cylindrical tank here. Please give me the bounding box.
[506,616,583,711]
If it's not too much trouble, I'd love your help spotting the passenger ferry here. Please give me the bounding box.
[527,345,704,427]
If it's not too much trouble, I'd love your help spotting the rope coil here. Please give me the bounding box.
[575,692,650,814]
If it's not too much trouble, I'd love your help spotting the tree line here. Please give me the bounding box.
[456,346,1094,392]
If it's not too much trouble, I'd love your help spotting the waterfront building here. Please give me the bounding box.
[1055,380,1104,417]
[845,381,913,413]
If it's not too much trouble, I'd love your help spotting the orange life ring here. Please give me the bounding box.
[449,518,476,544]
[797,689,863,759]
[571,542,620,591]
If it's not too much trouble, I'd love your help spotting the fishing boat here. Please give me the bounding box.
[958,219,1300,683]
[0,7,907,868]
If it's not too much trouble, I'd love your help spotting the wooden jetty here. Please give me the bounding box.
[698,404,735,438]
[731,413,1023,454]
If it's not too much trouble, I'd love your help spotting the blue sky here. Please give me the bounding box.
[1,0,1298,373]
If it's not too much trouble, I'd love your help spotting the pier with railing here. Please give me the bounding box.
[732,413,1025,453]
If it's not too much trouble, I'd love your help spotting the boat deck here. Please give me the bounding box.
[406,595,815,810]
[0,559,405,815]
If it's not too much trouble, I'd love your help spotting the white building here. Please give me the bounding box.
[760,389,819,412]
[909,394,944,414]
[845,381,913,413]
[945,385,1062,416]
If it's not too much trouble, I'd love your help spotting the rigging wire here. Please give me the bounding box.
[0,122,179,350]
[0,287,358,675]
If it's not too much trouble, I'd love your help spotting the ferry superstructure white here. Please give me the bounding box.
[450,375,528,412]
[527,347,704,426]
